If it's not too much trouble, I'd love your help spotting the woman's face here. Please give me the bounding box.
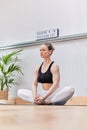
[40,44,52,58]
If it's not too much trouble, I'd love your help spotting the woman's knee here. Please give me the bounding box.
[17,89,32,97]
[64,86,75,95]
[17,89,24,97]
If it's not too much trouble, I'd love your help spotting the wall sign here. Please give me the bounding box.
[36,28,59,40]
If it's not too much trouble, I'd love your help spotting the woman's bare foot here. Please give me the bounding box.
[34,97,52,105]
[42,100,52,105]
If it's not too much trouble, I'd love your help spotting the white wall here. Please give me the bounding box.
[0,0,87,45]
[53,40,87,96]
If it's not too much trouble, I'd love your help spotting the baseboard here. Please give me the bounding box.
[11,96,87,105]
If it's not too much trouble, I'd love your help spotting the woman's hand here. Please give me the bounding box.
[34,96,45,105]
[34,96,39,104]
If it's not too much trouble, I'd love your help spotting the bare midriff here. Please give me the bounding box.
[42,83,53,90]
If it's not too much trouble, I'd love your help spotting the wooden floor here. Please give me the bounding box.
[0,96,87,130]
[0,105,87,130]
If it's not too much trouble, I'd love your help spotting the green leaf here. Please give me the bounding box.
[0,49,22,65]
[0,49,23,90]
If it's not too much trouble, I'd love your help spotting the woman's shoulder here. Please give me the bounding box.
[52,62,59,68]
[34,65,40,71]
[34,63,42,72]
[51,62,60,71]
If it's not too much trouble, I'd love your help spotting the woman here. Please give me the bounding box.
[17,43,75,105]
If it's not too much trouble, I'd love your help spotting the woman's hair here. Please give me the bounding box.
[43,42,55,54]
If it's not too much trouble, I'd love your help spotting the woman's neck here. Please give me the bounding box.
[43,58,51,65]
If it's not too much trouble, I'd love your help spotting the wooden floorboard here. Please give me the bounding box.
[0,105,87,130]
[0,96,87,130]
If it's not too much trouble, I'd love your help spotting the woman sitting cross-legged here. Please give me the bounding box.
[17,42,75,105]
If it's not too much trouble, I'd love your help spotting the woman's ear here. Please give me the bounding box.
[49,50,53,55]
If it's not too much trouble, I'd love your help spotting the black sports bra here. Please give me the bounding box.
[37,61,54,83]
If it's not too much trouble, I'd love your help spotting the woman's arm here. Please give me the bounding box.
[42,64,60,100]
[32,66,39,99]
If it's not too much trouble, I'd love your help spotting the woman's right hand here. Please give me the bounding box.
[34,96,39,104]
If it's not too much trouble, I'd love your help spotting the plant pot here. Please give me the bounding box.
[0,88,8,100]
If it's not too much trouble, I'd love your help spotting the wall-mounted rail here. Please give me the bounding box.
[0,32,87,50]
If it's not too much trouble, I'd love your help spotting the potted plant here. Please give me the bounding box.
[0,49,23,100]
